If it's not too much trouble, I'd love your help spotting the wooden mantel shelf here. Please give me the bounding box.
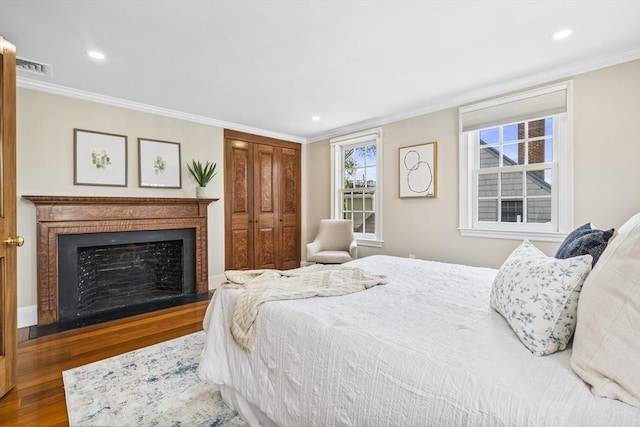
[23,195,218,325]
[23,195,219,205]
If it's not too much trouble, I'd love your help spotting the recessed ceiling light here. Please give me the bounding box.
[311,115,321,121]
[552,29,572,40]
[87,50,106,60]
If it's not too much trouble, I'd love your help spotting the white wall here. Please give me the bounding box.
[16,88,225,326]
[304,60,640,269]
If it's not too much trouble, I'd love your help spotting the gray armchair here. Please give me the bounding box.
[306,219,357,264]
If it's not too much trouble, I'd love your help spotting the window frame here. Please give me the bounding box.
[330,128,383,247]
[458,82,573,242]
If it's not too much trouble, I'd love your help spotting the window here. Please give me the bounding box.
[459,83,573,241]
[330,128,383,247]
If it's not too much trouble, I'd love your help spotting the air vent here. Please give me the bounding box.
[16,57,52,77]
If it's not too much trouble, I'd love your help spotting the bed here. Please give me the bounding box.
[199,211,640,427]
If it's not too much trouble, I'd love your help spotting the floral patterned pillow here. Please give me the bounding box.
[490,240,593,356]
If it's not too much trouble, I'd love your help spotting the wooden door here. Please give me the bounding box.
[225,138,253,270]
[224,129,301,271]
[253,144,278,270]
[0,37,18,399]
[278,147,301,270]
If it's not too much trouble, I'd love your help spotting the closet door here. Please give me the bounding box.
[278,147,300,270]
[225,139,253,270]
[224,129,301,271]
[252,144,278,270]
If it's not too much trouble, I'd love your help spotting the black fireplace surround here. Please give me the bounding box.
[58,228,196,322]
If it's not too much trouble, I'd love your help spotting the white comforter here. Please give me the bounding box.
[199,255,640,426]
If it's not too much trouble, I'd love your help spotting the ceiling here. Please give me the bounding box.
[1,1,639,143]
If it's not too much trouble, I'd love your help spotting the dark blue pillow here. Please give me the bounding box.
[555,223,614,266]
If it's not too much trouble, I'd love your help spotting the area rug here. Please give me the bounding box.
[63,331,248,427]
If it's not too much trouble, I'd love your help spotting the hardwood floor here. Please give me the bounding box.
[0,299,210,426]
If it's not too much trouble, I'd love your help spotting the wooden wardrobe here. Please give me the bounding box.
[224,129,301,271]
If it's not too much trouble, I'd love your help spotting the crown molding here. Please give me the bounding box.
[16,77,307,144]
[306,47,640,143]
[17,46,639,146]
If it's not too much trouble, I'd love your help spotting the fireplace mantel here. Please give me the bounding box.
[23,195,218,325]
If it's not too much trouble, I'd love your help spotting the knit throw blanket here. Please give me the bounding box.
[225,264,387,352]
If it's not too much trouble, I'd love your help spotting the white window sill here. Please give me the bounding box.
[357,238,383,248]
[459,227,565,243]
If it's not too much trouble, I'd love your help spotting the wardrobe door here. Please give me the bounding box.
[252,144,278,270]
[278,147,301,270]
[225,139,253,270]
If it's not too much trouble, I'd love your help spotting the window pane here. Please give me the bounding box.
[353,192,364,211]
[479,146,499,168]
[353,212,365,233]
[503,123,519,142]
[501,199,523,222]
[364,212,375,233]
[527,198,552,223]
[501,172,522,197]
[365,144,376,166]
[478,199,498,221]
[544,138,553,162]
[343,212,352,221]
[342,192,353,210]
[366,166,377,187]
[478,173,498,197]
[528,140,550,164]
[343,168,354,188]
[353,168,365,188]
[344,148,354,164]
[479,127,499,145]
[528,118,547,138]
[503,142,524,166]
[354,147,365,168]
[526,169,552,196]
[364,192,375,212]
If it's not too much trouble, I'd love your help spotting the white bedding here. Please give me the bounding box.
[199,255,640,426]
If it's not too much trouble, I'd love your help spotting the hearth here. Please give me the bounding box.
[58,229,195,322]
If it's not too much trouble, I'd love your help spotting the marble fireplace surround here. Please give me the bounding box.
[23,195,218,326]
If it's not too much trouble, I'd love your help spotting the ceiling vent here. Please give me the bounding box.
[16,57,52,77]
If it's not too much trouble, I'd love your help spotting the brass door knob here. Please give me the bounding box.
[4,236,24,247]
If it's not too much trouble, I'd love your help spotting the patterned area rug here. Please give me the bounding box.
[63,331,248,427]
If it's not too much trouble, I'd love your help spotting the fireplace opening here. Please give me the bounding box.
[58,229,196,322]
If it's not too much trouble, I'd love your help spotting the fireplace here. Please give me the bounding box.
[58,229,195,321]
[24,196,217,326]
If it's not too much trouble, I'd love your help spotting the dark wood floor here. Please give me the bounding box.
[0,299,210,426]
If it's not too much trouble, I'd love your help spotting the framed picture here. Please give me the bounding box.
[399,141,437,198]
[138,138,182,188]
[74,129,128,187]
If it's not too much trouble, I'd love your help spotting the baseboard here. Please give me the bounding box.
[18,304,38,328]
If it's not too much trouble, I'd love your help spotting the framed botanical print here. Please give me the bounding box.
[74,129,128,187]
[138,138,182,188]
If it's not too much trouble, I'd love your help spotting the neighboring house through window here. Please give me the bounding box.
[458,82,573,241]
[330,128,383,247]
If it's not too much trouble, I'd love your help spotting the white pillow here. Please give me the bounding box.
[571,212,640,407]
[490,240,592,356]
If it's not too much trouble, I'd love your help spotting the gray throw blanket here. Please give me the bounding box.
[224,264,387,352]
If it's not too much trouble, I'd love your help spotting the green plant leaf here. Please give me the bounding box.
[186,159,217,187]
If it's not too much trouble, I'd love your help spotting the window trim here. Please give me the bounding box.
[330,127,383,247]
[458,82,574,242]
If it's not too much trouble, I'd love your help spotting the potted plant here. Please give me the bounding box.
[186,159,217,198]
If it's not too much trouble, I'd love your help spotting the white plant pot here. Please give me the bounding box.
[196,186,208,198]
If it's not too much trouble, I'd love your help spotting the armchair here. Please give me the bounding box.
[306,219,357,264]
